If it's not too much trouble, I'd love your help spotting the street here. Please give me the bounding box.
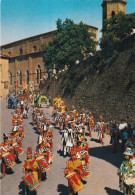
[0,98,123,195]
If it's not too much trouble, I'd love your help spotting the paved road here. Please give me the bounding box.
[0,98,124,195]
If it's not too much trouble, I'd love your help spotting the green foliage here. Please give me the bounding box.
[100,12,135,49]
[42,18,97,70]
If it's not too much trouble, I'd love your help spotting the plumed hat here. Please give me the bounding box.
[124,148,133,156]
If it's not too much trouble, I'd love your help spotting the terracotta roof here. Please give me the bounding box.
[1,29,57,47]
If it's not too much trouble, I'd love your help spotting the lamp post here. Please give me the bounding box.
[53,64,56,107]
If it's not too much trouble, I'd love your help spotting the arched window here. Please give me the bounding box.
[26,70,29,85]
[8,51,11,57]
[9,72,12,85]
[20,71,22,85]
[39,69,42,80]
[112,11,115,18]
[33,45,37,52]
[37,64,42,84]
[37,69,39,84]
[20,47,23,55]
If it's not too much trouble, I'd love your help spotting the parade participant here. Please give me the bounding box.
[66,126,74,155]
[18,120,25,139]
[79,134,89,152]
[20,98,24,114]
[35,135,50,182]
[119,119,127,133]
[125,134,135,151]
[9,126,24,163]
[64,150,84,195]
[110,121,119,153]
[121,127,129,152]
[96,116,104,145]
[61,128,68,156]
[22,147,40,193]
[119,148,134,195]
[42,125,53,152]
[12,114,18,126]
[87,112,94,137]
[74,140,90,166]
[23,103,29,119]
[0,133,16,177]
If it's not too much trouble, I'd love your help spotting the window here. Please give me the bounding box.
[33,45,37,52]
[39,69,41,80]
[20,71,22,85]
[37,64,42,84]
[112,11,115,18]
[8,51,11,57]
[26,70,29,85]
[37,69,39,84]
[9,72,12,85]
[20,47,23,55]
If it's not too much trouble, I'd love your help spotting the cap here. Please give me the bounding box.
[27,147,32,154]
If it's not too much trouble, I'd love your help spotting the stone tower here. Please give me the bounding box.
[102,0,127,26]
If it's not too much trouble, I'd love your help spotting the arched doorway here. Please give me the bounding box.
[112,11,115,18]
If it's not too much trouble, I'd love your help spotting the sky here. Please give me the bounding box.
[1,0,135,45]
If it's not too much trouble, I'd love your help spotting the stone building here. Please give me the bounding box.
[1,30,57,92]
[0,25,98,93]
[0,55,10,98]
[102,0,127,26]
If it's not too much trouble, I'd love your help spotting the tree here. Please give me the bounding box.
[42,18,97,70]
[100,12,135,49]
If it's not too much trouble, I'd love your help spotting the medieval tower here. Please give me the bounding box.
[102,0,127,27]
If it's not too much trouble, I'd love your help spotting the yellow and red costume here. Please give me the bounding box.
[22,158,39,181]
[22,147,39,189]
[64,150,83,195]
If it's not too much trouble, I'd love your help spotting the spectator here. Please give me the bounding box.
[121,127,128,152]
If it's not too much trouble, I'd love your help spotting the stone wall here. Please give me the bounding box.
[40,34,135,126]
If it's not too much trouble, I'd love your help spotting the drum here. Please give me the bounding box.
[82,165,91,178]
[12,142,17,147]
[2,152,16,168]
[23,172,40,192]
[124,175,135,186]
[13,145,24,156]
[36,157,50,172]
[36,156,44,160]
[66,172,84,193]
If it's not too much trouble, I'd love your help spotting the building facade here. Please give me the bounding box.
[0,55,10,98]
[1,30,57,92]
[102,0,127,26]
[1,26,98,93]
